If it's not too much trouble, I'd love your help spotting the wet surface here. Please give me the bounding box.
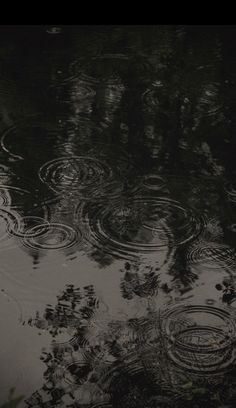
[1,25,236,407]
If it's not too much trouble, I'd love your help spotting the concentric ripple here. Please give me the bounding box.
[8,216,49,238]
[163,305,236,374]
[197,82,222,118]
[187,242,236,270]
[80,197,203,259]
[0,187,11,207]
[0,208,21,250]
[0,121,60,162]
[0,185,31,209]
[63,360,91,385]
[141,174,166,191]
[22,222,81,251]
[38,156,114,196]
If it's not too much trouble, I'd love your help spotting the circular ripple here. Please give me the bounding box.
[51,331,78,352]
[0,188,10,207]
[187,242,236,270]
[46,26,62,34]
[50,77,96,107]
[8,216,49,238]
[141,174,166,191]
[225,181,236,203]
[0,165,14,184]
[1,126,25,161]
[80,197,202,259]
[0,185,31,209]
[0,120,60,162]
[0,208,21,250]
[163,305,236,374]
[63,360,91,385]
[22,222,81,251]
[197,83,222,118]
[38,156,114,196]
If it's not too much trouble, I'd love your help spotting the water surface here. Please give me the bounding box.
[1,25,236,407]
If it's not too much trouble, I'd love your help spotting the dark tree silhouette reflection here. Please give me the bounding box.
[120,263,160,300]
[26,283,236,408]
[2,25,236,407]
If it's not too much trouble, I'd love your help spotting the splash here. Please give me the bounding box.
[38,156,114,197]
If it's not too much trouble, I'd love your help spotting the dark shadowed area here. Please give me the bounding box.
[1,24,236,407]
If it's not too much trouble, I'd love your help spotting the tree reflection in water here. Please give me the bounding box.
[2,25,236,407]
[26,281,236,408]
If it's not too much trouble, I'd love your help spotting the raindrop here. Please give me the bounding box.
[79,197,203,260]
[163,305,236,374]
[8,216,49,238]
[22,222,81,251]
[187,242,236,271]
[141,174,166,191]
[46,26,62,35]
[38,156,114,198]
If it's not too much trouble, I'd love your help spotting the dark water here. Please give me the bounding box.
[1,25,236,407]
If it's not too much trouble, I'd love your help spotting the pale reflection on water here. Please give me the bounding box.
[1,25,236,407]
